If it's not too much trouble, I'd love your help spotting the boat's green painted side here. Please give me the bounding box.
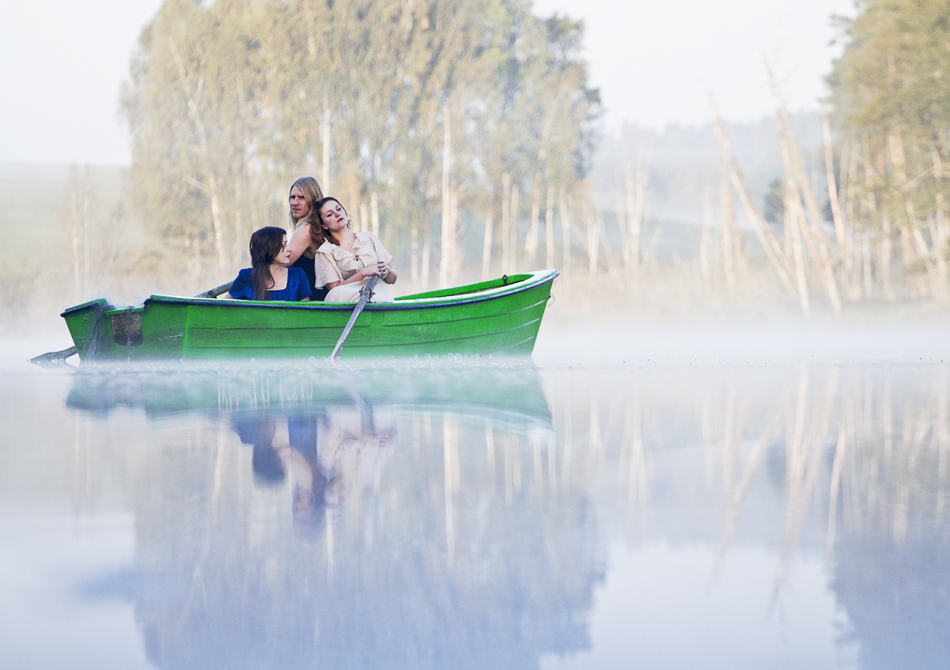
[61,270,558,362]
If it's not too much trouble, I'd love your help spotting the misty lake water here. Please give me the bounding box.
[2,318,949,670]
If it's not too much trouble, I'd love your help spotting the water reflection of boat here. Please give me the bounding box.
[65,365,554,433]
[59,270,557,363]
[76,366,597,670]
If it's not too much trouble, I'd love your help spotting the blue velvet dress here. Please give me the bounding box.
[228,268,312,301]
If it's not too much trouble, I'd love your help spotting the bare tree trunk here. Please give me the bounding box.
[935,195,949,296]
[881,214,895,301]
[411,225,420,284]
[786,183,811,314]
[527,175,540,265]
[234,68,249,267]
[710,101,794,294]
[887,131,923,280]
[720,170,736,289]
[69,167,80,290]
[207,173,227,271]
[699,187,714,285]
[450,191,460,285]
[614,166,629,270]
[510,185,520,273]
[482,200,493,280]
[772,74,837,287]
[559,185,571,275]
[440,105,453,287]
[233,173,243,266]
[82,170,90,292]
[861,155,885,299]
[191,232,202,285]
[545,183,555,269]
[822,110,847,259]
[501,173,511,273]
[622,146,647,274]
[585,204,599,278]
[843,146,859,298]
[790,128,837,271]
[775,97,841,312]
[421,227,431,289]
[932,145,950,293]
[360,204,369,236]
[371,192,380,238]
[322,94,331,192]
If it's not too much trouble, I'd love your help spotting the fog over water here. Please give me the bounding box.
[2,315,949,669]
[3,0,948,663]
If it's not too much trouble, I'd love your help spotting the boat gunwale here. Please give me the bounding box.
[141,269,558,312]
[61,298,110,317]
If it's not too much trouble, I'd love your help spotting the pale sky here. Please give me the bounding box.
[533,0,855,132]
[0,0,853,166]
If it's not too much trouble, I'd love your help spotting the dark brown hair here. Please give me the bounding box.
[249,226,286,300]
[315,196,348,246]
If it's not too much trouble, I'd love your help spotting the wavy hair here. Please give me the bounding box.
[314,196,348,246]
[287,176,325,249]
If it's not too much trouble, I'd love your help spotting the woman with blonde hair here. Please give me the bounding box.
[284,176,329,301]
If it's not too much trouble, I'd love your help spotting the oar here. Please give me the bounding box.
[330,275,379,362]
[30,281,234,366]
[194,281,234,299]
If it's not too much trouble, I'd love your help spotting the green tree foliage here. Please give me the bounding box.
[121,0,599,281]
[828,0,950,291]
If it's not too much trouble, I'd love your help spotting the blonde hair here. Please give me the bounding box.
[288,176,324,229]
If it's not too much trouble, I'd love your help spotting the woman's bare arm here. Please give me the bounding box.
[378,262,397,284]
[327,265,382,290]
[286,223,314,265]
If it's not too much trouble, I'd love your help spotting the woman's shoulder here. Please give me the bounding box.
[354,231,379,244]
[232,267,253,284]
[229,268,254,299]
[315,240,336,255]
[287,266,308,280]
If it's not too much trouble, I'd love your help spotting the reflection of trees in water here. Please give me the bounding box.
[548,366,950,666]
[832,531,950,669]
[128,407,601,670]
[60,365,950,666]
[827,374,950,670]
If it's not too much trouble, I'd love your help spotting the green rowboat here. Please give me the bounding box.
[60,270,558,362]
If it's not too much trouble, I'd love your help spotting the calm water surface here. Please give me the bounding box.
[2,352,948,669]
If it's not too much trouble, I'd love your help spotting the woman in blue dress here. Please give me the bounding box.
[220,226,312,301]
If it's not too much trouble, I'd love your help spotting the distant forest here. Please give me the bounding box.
[3,0,949,328]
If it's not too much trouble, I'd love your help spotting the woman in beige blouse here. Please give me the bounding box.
[314,196,398,303]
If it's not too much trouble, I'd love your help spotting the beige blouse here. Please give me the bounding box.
[315,232,394,303]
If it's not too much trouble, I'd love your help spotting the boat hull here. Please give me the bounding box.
[62,270,558,362]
